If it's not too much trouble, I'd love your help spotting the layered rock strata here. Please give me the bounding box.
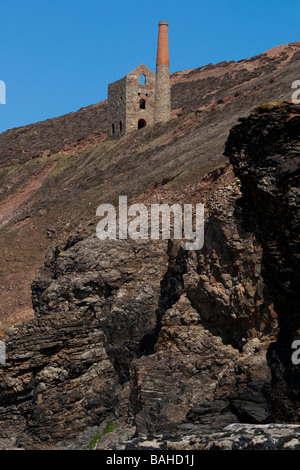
[0,165,279,448]
[225,101,300,421]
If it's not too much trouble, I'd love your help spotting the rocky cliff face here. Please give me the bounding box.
[1,42,299,328]
[0,164,279,449]
[0,47,299,450]
[225,101,300,422]
[0,237,169,448]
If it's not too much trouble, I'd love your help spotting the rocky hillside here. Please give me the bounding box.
[225,101,300,423]
[0,164,279,449]
[0,42,299,328]
[0,43,299,449]
[0,42,299,166]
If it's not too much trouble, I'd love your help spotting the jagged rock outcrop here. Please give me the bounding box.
[225,101,300,422]
[183,176,277,348]
[0,164,279,448]
[1,43,299,329]
[0,310,120,449]
[0,237,169,448]
[127,171,278,435]
[1,47,299,451]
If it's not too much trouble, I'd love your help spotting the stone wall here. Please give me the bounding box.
[125,64,156,133]
[107,77,127,138]
[107,65,156,137]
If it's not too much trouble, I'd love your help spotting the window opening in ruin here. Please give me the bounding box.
[139,99,146,110]
[140,74,146,85]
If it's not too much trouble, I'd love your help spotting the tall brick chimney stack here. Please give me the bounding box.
[154,21,171,124]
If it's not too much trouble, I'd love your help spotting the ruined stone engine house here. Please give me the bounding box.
[107,21,171,138]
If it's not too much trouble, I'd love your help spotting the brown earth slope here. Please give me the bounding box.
[0,42,299,328]
[0,43,299,449]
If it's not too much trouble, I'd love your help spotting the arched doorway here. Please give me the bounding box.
[138,119,147,130]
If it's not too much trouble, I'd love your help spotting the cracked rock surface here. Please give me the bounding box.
[0,166,278,448]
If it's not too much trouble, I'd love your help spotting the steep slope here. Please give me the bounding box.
[0,45,299,448]
[0,101,107,165]
[225,101,300,422]
[0,42,299,328]
[0,163,278,449]
[171,42,300,114]
[0,42,299,165]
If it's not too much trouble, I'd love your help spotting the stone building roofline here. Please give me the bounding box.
[126,63,156,78]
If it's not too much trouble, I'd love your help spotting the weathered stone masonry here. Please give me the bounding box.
[154,21,171,124]
[108,64,156,139]
[107,21,171,138]
[107,76,127,137]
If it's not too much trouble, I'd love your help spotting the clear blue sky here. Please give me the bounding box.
[0,0,299,134]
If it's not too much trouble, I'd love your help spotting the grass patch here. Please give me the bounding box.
[86,421,115,450]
